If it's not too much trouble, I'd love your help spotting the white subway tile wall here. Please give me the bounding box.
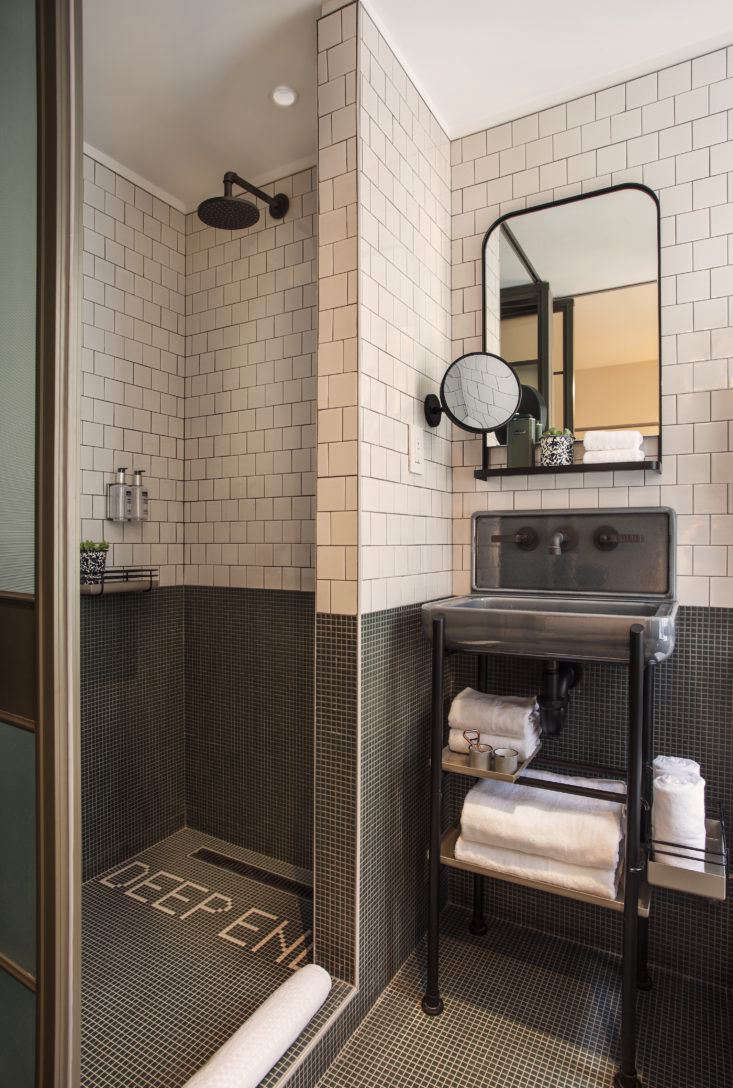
[317,2,359,614]
[357,8,453,613]
[80,155,185,586]
[450,46,733,607]
[184,169,317,590]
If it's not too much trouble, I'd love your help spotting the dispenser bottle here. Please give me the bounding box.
[130,469,149,522]
[107,467,131,522]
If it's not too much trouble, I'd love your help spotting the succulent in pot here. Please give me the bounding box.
[80,540,110,585]
[538,428,574,467]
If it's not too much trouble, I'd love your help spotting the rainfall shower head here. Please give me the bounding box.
[197,171,289,230]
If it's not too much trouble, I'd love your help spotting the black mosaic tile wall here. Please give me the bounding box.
[80,588,185,882]
[314,612,358,985]
[358,605,433,1002]
[446,605,732,990]
[184,587,314,871]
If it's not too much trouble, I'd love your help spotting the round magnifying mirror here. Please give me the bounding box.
[431,352,521,433]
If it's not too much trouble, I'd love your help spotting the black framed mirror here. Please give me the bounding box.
[478,182,662,477]
[424,352,521,434]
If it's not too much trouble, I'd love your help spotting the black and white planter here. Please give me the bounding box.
[80,549,108,585]
[538,433,574,467]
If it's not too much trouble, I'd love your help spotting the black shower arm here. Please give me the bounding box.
[223,171,276,208]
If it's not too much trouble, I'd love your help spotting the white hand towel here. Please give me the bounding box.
[652,773,706,868]
[183,964,331,1087]
[583,449,645,464]
[448,728,538,762]
[583,430,644,452]
[448,687,538,740]
[454,834,619,901]
[653,754,700,779]
[460,769,624,870]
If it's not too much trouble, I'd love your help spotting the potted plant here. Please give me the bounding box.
[80,540,110,585]
[538,427,574,467]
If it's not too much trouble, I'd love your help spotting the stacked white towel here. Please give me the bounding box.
[582,429,644,464]
[652,754,706,869]
[448,688,539,761]
[455,769,625,901]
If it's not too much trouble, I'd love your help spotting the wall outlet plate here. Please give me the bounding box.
[409,425,424,474]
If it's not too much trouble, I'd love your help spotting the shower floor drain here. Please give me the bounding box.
[189,846,313,900]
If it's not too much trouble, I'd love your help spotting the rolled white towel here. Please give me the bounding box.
[583,449,645,464]
[448,688,538,740]
[653,754,700,780]
[448,728,538,762]
[583,429,644,452]
[183,964,331,1088]
[652,773,706,867]
[454,834,619,901]
[460,769,624,870]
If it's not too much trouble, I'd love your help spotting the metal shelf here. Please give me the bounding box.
[441,742,541,783]
[440,827,650,916]
[648,818,728,901]
[80,566,159,596]
[474,460,660,480]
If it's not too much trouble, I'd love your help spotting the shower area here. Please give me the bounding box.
[78,12,326,1078]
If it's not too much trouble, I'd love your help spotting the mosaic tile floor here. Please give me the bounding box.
[81,828,350,1088]
[317,906,732,1088]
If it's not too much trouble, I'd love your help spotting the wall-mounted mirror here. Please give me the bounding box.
[480,183,661,477]
[424,352,521,433]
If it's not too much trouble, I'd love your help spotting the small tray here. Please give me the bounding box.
[648,818,727,901]
[441,742,540,783]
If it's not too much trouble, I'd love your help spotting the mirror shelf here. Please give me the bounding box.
[474,459,661,481]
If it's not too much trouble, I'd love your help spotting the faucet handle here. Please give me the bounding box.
[594,526,645,551]
[490,527,538,551]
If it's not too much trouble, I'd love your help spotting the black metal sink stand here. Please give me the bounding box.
[421,617,653,1088]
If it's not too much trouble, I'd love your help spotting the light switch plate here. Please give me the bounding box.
[409,425,424,474]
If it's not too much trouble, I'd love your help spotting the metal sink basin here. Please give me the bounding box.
[422,593,678,663]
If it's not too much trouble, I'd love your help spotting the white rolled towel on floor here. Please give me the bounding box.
[583,430,644,452]
[653,754,701,779]
[652,773,706,868]
[582,449,645,463]
[448,688,537,740]
[454,834,619,901]
[183,964,331,1088]
[460,769,624,870]
[448,728,538,762]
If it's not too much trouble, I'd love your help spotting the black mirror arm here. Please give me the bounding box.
[424,393,443,428]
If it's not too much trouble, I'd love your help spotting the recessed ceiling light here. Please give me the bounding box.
[271,85,298,108]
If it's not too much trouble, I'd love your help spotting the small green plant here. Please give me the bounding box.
[541,427,573,438]
[80,539,110,552]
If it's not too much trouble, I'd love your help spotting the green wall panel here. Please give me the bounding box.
[0,969,35,1087]
[0,722,36,974]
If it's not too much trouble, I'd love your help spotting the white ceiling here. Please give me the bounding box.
[83,0,319,211]
[83,1,733,212]
[369,0,733,138]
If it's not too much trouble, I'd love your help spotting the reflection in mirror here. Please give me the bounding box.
[484,185,660,464]
[441,352,521,433]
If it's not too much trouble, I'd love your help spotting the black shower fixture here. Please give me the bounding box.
[197,171,289,230]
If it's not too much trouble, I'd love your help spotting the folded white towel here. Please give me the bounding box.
[460,769,624,870]
[653,754,700,780]
[583,449,645,463]
[583,430,644,451]
[652,773,706,867]
[448,728,538,762]
[454,834,619,901]
[448,688,538,740]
